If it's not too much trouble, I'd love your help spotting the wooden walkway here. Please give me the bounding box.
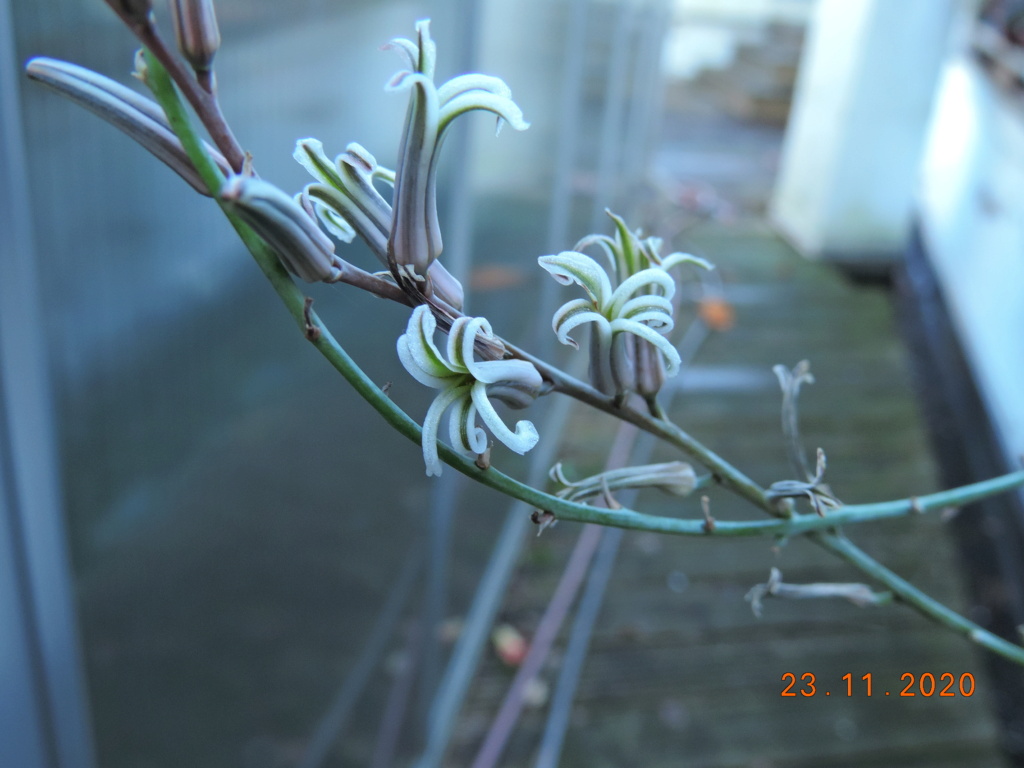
[450,221,1008,767]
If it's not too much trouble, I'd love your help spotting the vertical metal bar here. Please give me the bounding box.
[0,438,52,768]
[419,0,483,729]
[0,2,97,767]
[590,0,640,229]
[413,0,593,763]
[533,4,676,762]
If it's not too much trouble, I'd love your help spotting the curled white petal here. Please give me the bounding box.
[618,294,673,324]
[538,252,612,308]
[472,357,543,388]
[438,91,530,137]
[397,305,460,386]
[471,381,539,455]
[661,251,714,272]
[551,299,610,349]
[438,73,512,104]
[383,38,418,70]
[608,268,676,318]
[448,315,488,372]
[421,384,471,476]
[448,393,488,456]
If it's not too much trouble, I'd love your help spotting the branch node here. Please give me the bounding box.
[302,296,320,340]
[530,510,557,536]
[701,495,715,533]
[475,444,492,470]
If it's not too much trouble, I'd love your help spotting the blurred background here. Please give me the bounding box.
[3,0,1024,766]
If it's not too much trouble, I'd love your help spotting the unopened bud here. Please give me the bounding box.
[220,176,344,283]
[105,0,152,23]
[25,57,229,195]
[169,0,221,72]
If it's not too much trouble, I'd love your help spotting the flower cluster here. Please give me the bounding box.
[539,210,711,401]
[398,306,542,476]
[293,20,529,309]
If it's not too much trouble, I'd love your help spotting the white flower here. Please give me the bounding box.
[293,19,529,311]
[397,305,541,476]
[539,211,711,398]
[385,20,529,286]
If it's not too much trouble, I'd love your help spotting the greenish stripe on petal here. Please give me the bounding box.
[538,252,613,308]
[388,72,442,274]
[437,91,530,137]
[421,384,469,476]
[573,234,619,273]
[437,73,513,104]
[305,184,388,260]
[415,19,436,78]
[446,316,476,373]
[470,357,542,387]
[606,210,640,278]
[315,205,357,243]
[552,300,608,349]
[294,138,345,189]
[397,334,459,389]
[622,309,674,332]
[610,318,682,376]
[397,305,460,385]
[608,268,676,317]
[619,294,673,320]
[449,393,487,455]
[384,38,418,71]
[660,251,714,272]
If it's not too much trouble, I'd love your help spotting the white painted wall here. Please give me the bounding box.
[771,0,953,260]
[919,55,1024,464]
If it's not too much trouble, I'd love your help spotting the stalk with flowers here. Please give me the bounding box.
[24,0,1024,672]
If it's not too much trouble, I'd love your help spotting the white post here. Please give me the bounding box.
[771,0,954,268]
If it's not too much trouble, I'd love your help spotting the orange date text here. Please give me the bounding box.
[780,672,976,697]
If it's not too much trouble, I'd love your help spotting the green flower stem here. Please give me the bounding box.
[814,532,1024,666]
[511,343,776,512]
[142,47,1024,667]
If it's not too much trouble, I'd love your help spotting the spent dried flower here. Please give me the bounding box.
[773,360,815,479]
[549,461,697,502]
[766,447,841,516]
[25,57,229,195]
[746,567,887,618]
[397,305,541,476]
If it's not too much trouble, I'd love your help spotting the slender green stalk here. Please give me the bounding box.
[814,532,1024,666]
[141,46,1024,669]
[512,344,776,512]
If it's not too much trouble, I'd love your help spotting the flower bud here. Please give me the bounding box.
[169,0,221,72]
[25,57,230,195]
[105,0,152,23]
[220,175,344,283]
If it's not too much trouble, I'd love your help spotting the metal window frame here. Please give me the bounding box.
[0,1,97,766]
